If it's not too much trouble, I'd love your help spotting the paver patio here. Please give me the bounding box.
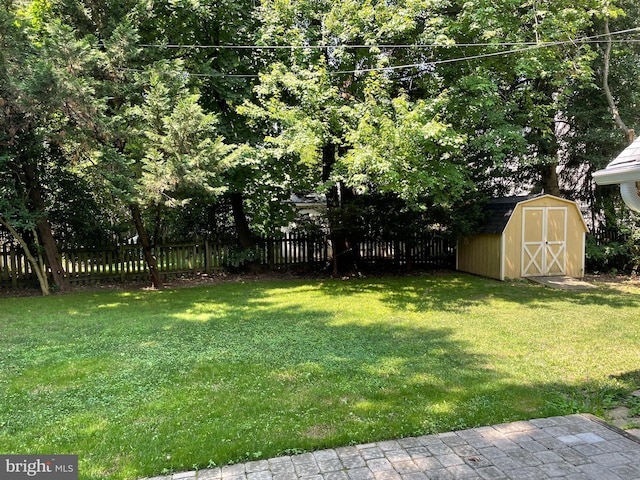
[142,414,640,480]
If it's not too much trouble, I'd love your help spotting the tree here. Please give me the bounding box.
[89,60,235,288]
[0,4,105,293]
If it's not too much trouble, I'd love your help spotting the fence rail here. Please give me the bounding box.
[0,231,455,288]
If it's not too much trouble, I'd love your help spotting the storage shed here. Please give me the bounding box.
[456,195,588,280]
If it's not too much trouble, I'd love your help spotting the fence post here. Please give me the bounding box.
[119,245,125,282]
[9,244,18,289]
[204,240,211,274]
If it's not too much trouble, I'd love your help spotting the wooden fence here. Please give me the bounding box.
[0,231,455,288]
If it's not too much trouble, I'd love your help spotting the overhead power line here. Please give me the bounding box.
[115,27,640,79]
[132,26,640,50]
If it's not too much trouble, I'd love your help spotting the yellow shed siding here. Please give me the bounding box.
[457,195,588,280]
[502,196,587,279]
[457,234,502,280]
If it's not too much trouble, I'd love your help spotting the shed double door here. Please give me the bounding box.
[521,207,567,277]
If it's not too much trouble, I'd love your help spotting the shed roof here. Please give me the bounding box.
[480,195,537,234]
[479,194,587,235]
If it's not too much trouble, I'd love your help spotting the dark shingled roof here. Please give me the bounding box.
[480,195,537,234]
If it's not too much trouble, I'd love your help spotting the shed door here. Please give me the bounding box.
[522,207,567,277]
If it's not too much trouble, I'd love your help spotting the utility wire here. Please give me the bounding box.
[132,26,640,50]
[115,27,640,79]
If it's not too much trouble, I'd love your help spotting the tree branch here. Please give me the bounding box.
[603,18,635,144]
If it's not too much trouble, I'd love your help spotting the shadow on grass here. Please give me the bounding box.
[312,273,640,311]
[1,273,638,479]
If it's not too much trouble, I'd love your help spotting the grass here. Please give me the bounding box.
[1,273,640,479]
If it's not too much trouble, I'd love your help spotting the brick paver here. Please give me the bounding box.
[142,415,640,480]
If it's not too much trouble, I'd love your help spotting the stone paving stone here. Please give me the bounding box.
[314,451,339,462]
[377,441,402,451]
[269,459,296,474]
[505,449,542,467]
[542,426,572,438]
[607,438,640,452]
[247,471,273,480]
[316,460,343,473]
[397,438,422,449]
[476,446,507,461]
[198,468,222,479]
[221,464,246,478]
[372,470,402,480]
[444,464,476,479]
[611,464,640,478]
[475,466,508,480]
[433,454,463,468]
[366,458,393,472]
[554,448,590,466]
[347,467,375,480]
[384,450,412,464]
[488,438,520,452]
[392,460,420,475]
[300,475,323,480]
[494,421,530,434]
[563,474,591,480]
[516,439,548,453]
[340,456,367,469]
[335,447,359,458]
[576,432,605,443]
[423,468,453,480]
[292,454,317,466]
[488,455,521,472]
[173,472,197,480]
[425,443,453,456]
[437,433,467,448]
[505,432,535,444]
[400,472,428,480]
[591,452,633,467]
[578,463,624,480]
[525,427,552,440]
[532,450,564,464]
[536,437,568,450]
[412,457,443,472]
[246,461,270,473]
[504,466,550,480]
[323,472,349,480]
[557,434,583,445]
[538,461,580,477]
[359,447,385,461]
[272,473,298,480]
[293,462,320,477]
[405,446,429,459]
[477,429,507,442]
[451,444,479,457]
[462,454,492,469]
[415,435,447,447]
[571,442,604,456]
[529,417,561,428]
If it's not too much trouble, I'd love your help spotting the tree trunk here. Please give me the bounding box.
[23,161,70,292]
[229,191,264,273]
[323,143,356,275]
[230,191,254,250]
[540,161,561,197]
[130,203,163,289]
[0,218,50,295]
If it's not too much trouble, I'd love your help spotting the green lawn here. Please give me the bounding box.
[1,273,639,479]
